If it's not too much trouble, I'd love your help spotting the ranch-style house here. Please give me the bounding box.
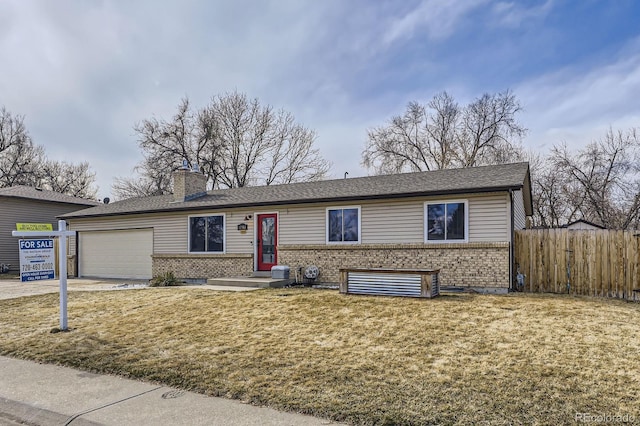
[61,162,533,293]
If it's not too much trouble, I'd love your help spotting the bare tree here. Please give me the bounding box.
[0,107,29,154]
[112,156,174,199]
[199,92,275,188]
[550,128,640,229]
[201,93,329,187]
[263,121,327,185]
[458,91,526,166]
[39,160,97,199]
[0,107,45,187]
[0,138,45,188]
[362,90,526,174]
[113,98,202,199]
[114,92,330,199]
[528,151,582,228]
[0,107,98,198]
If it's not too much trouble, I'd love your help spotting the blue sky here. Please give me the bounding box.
[1,0,639,199]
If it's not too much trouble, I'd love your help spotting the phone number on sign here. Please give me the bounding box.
[22,263,54,272]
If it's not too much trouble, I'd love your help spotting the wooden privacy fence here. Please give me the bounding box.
[514,229,640,300]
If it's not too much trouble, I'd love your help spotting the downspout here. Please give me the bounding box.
[508,189,515,292]
[72,222,79,278]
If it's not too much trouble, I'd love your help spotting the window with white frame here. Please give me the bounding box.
[189,215,225,252]
[425,201,467,242]
[327,207,361,243]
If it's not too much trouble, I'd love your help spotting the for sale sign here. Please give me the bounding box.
[19,239,55,282]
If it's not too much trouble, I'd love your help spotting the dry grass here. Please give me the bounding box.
[0,288,639,425]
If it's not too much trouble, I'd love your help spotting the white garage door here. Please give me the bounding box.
[79,229,153,279]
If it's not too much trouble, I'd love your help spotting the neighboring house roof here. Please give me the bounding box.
[563,219,606,230]
[0,186,99,207]
[61,162,533,219]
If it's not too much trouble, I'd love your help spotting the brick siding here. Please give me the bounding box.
[278,243,510,289]
[149,243,510,290]
[172,169,207,202]
[152,253,253,279]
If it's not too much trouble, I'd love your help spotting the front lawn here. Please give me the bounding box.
[0,288,638,425]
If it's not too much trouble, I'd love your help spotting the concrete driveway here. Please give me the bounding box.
[0,277,147,300]
[0,277,259,300]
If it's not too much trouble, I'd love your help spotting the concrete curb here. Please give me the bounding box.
[0,396,102,426]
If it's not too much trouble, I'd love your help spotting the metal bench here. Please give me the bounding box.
[339,268,440,298]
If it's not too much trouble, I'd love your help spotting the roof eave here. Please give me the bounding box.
[522,166,534,216]
[1,194,99,207]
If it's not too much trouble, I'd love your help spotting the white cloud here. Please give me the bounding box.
[492,0,554,28]
[382,0,487,45]
[517,37,640,152]
[0,2,131,112]
[1,0,639,199]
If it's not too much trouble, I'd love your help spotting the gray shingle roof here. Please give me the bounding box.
[61,162,532,219]
[0,185,100,207]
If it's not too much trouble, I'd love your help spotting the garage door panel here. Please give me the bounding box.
[79,229,153,279]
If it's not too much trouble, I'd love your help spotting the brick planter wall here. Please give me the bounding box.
[152,253,253,279]
[278,243,510,290]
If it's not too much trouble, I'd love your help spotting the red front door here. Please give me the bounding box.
[257,214,277,271]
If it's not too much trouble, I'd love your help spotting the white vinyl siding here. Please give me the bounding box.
[279,200,427,245]
[155,216,187,253]
[279,205,326,245]
[226,213,255,254]
[70,210,257,255]
[468,194,509,241]
[360,200,424,244]
[79,229,153,279]
[70,214,186,254]
[67,192,512,257]
[277,194,509,245]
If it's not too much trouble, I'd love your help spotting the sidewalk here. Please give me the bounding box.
[0,356,340,426]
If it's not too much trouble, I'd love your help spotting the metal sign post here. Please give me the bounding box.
[12,220,75,330]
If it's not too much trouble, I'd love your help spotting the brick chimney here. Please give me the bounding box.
[173,169,207,202]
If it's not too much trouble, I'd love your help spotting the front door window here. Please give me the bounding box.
[257,214,277,271]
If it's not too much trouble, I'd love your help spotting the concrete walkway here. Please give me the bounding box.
[0,278,342,425]
[0,356,340,426]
